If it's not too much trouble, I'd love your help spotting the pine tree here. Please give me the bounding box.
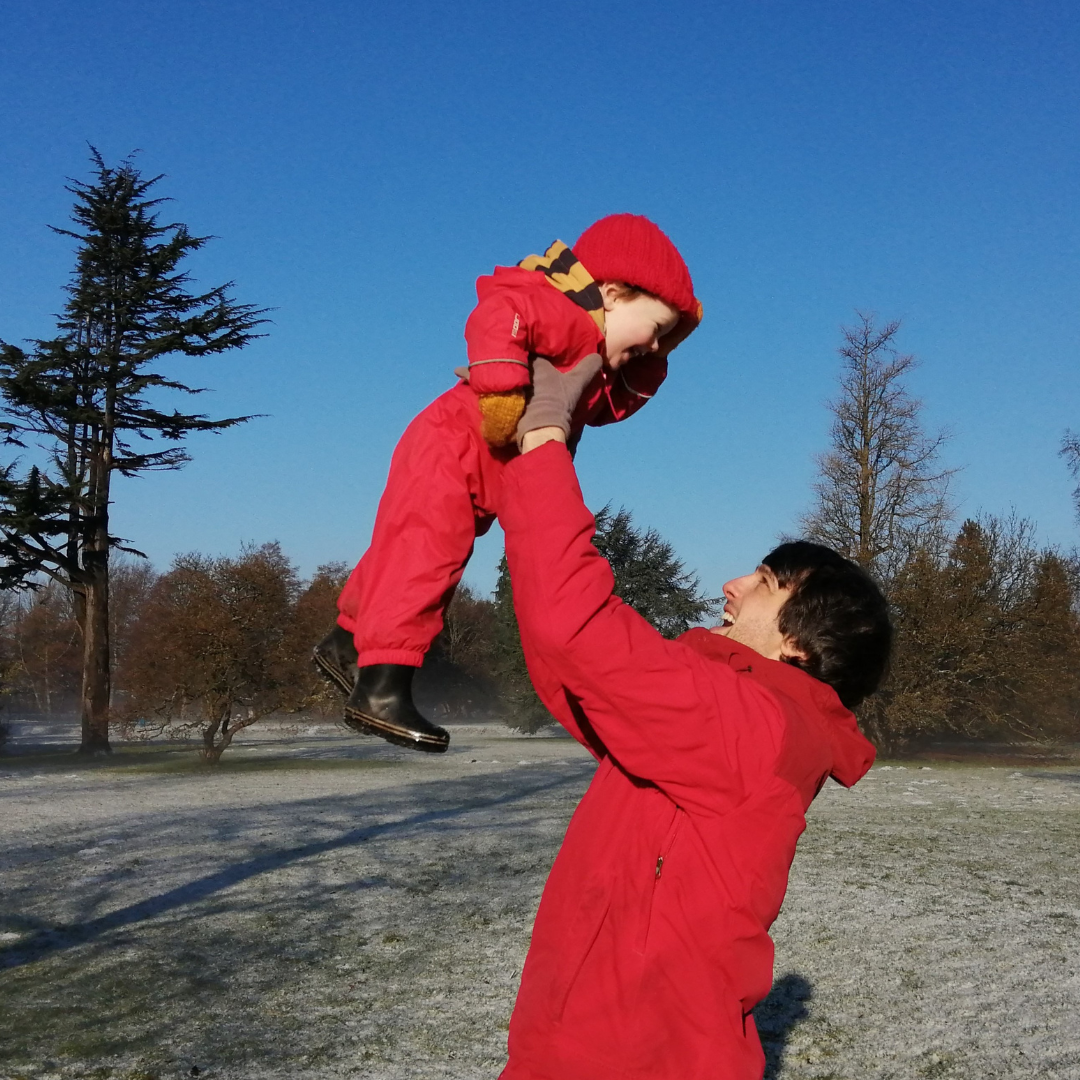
[491,504,718,730]
[0,150,265,753]
[592,505,718,638]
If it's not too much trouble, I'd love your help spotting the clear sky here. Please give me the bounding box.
[1,0,1078,600]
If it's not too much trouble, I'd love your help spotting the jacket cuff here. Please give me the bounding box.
[467,358,532,394]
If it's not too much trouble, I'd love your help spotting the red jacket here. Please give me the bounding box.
[463,266,668,429]
[498,443,876,1080]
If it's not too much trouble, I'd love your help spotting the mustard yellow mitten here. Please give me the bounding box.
[478,391,527,447]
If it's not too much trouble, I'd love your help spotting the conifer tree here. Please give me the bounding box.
[491,504,718,730]
[0,150,265,753]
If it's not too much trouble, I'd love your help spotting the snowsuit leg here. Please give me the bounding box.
[337,384,511,669]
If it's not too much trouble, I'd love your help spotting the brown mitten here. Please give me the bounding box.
[478,391,527,447]
[516,354,603,449]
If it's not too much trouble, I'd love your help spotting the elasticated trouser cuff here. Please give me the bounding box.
[355,648,425,669]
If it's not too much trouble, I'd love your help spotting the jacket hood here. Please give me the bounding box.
[678,627,876,788]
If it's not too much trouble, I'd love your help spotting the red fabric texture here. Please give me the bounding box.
[463,266,606,394]
[337,272,669,664]
[574,213,698,319]
[497,442,876,1080]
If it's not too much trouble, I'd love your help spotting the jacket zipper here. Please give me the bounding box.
[639,809,683,954]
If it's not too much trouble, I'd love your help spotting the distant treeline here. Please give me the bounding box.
[1,154,1078,759]
[0,506,719,760]
[2,501,1078,759]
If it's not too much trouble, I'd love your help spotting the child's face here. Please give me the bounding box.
[600,286,681,370]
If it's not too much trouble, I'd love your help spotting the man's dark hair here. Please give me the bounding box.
[762,541,892,709]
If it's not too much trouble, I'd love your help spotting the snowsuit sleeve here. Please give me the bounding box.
[500,442,783,817]
[462,291,533,394]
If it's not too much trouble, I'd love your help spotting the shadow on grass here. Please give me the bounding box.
[0,769,577,973]
[0,758,598,1072]
[754,973,813,1080]
[0,739,410,775]
[1027,770,1080,786]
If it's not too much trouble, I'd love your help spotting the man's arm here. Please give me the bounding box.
[501,440,783,816]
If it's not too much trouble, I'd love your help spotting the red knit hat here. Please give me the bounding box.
[573,213,700,323]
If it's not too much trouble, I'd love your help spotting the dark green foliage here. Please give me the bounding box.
[490,504,719,731]
[490,554,551,732]
[0,149,266,751]
[592,504,720,639]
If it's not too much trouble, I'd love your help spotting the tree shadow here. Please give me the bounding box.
[0,768,582,972]
[1028,769,1080,786]
[0,757,598,1073]
[753,972,813,1079]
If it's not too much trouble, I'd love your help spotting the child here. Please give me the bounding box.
[314,213,701,752]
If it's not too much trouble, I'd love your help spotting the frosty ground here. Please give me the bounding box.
[1,720,1078,1080]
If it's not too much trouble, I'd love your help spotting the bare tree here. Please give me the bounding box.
[290,561,350,715]
[3,581,81,714]
[1061,430,1080,523]
[116,543,301,762]
[801,314,956,581]
[860,513,1080,751]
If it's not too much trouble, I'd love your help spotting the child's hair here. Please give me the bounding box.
[603,281,658,302]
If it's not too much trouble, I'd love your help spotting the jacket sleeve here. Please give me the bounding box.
[463,291,533,395]
[500,442,783,816]
[587,355,668,427]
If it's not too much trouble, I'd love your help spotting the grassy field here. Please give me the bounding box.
[1,723,1078,1079]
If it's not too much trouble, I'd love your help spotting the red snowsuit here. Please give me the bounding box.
[497,441,876,1080]
[337,267,669,667]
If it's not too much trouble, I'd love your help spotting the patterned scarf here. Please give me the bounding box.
[519,241,606,334]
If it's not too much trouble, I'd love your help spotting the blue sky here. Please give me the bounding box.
[1,0,1077,600]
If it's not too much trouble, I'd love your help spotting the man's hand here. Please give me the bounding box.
[516,354,602,452]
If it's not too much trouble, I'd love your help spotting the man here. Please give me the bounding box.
[495,358,892,1079]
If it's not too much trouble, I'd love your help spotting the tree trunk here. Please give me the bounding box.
[79,560,111,754]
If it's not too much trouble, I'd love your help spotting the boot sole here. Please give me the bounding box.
[342,705,450,753]
[313,648,354,696]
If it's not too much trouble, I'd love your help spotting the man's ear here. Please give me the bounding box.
[779,637,809,664]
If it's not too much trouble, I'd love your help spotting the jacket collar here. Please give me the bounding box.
[677,627,876,787]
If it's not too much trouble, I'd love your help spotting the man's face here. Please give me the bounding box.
[711,564,802,661]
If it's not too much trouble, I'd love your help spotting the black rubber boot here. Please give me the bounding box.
[343,663,450,753]
[312,625,359,696]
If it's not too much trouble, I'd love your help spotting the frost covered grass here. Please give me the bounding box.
[1,724,1078,1079]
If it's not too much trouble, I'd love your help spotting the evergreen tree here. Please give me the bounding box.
[592,505,719,638]
[492,504,718,730]
[0,150,265,753]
